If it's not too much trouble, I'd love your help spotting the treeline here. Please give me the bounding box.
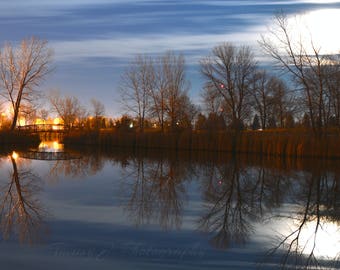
[2,13,340,157]
[116,13,340,136]
[63,10,340,159]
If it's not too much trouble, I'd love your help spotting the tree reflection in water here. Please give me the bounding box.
[1,147,338,269]
[198,159,253,248]
[267,166,340,269]
[198,159,293,249]
[115,151,339,268]
[0,153,47,244]
[48,152,105,182]
[198,157,339,269]
[121,156,189,230]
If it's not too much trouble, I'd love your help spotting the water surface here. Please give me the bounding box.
[0,144,339,269]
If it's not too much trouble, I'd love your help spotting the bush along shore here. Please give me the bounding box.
[0,130,40,150]
[62,128,340,159]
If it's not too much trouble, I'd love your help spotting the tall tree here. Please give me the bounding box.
[250,71,290,129]
[90,98,105,129]
[49,92,84,129]
[0,37,53,130]
[259,12,338,134]
[200,43,256,130]
[250,71,271,129]
[161,52,191,131]
[266,75,291,128]
[119,52,193,132]
[322,63,340,127]
[120,55,154,132]
[149,55,167,131]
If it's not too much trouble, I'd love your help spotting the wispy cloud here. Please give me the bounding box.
[2,0,340,116]
[51,25,266,64]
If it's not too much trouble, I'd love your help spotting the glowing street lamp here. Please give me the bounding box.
[11,151,19,160]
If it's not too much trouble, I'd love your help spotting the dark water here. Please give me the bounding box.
[0,142,339,269]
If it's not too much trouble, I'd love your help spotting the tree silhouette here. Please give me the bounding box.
[0,37,52,130]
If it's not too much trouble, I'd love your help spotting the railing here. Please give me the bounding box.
[17,124,66,133]
[18,150,78,160]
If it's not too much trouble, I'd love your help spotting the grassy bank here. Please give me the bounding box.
[63,128,340,159]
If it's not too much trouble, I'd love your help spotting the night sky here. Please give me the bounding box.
[1,0,340,117]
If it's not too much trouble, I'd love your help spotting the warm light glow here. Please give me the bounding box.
[52,118,64,130]
[52,125,64,130]
[3,104,13,118]
[18,118,25,126]
[11,151,18,160]
[39,141,64,152]
[52,141,63,151]
[53,118,62,125]
[287,9,340,54]
[35,118,45,125]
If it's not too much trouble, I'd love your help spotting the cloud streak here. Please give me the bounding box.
[2,0,340,116]
[51,25,267,64]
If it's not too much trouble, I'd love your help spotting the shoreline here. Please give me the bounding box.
[61,129,340,160]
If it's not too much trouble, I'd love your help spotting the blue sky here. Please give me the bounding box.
[1,0,340,117]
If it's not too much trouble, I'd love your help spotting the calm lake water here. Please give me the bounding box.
[0,142,339,269]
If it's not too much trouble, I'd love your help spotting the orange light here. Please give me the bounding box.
[12,151,18,160]
[18,118,25,126]
[53,118,61,125]
[35,118,45,125]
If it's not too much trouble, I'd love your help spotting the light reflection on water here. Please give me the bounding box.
[297,219,339,259]
[0,148,339,269]
[38,141,64,152]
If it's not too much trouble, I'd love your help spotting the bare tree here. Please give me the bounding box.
[0,37,53,130]
[200,43,256,130]
[322,62,340,127]
[161,52,191,131]
[37,108,49,123]
[250,70,271,129]
[119,52,193,132]
[202,83,225,116]
[176,94,198,129]
[149,56,167,131]
[267,75,292,128]
[120,55,154,132]
[250,71,290,129]
[49,91,83,129]
[259,12,338,135]
[90,98,105,129]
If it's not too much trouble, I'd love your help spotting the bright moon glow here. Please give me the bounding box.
[287,9,340,54]
[297,219,339,259]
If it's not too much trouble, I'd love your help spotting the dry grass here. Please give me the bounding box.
[63,128,340,159]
